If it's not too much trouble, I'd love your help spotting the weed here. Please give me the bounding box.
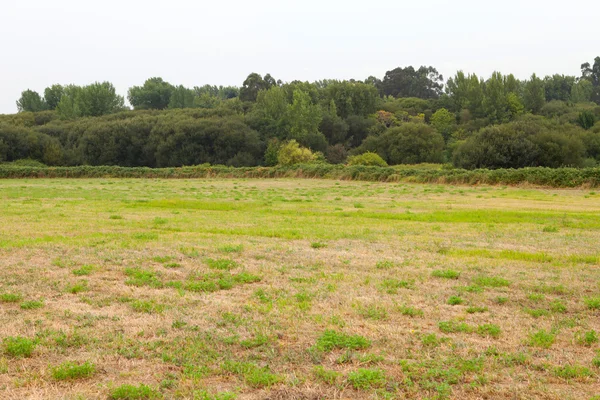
[313,365,341,385]
[311,242,327,249]
[438,321,472,334]
[584,297,600,310]
[431,269,461,279]
[50,361,95,380]
[206,258,238,270]
[358,304,388,320]
[495,296,509,304]
[549,300,567,313]
[3,337,36,357]
[380,278,411,294]
[376,260,395,270]
[66,280,88,294]
[131,300,165,314]
[575,330,599,347]
[222,361,281,388]
[527,329,555,348]
[0,293,22,303]
[447,296,464,305]
[477,324,501,338]
[399,305,424,317]
[72,265,94,276]
[20,300,43,310]
[314,330,371,352]
[219,244,244,253]
[553,365,593,379]
[109,384,162,399]
[347,368,387,390]
[466,306,488,313]
[472,275,510,288]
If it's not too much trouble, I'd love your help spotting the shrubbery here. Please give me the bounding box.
[347,152,388,167]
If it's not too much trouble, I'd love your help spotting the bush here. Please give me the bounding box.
[277,140,316,165]
[347,151,388,167]
[356,122,445,165]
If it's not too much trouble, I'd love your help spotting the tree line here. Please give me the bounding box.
[2,57,600,169]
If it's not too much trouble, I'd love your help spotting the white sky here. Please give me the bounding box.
[1,0,597,114]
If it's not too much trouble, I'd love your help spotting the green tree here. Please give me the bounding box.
[285,90,323,147]
[356,122,444,164]
[127,77,174,110]
[168,85,195,109]
[16,90,46,112]
[239,73,278,102]
[277,140,315,165]
[380,66,444,99]
[543,75,575,102]
[580,56,600,104]
[483,72,509,123]
[430,108,456,141]
[571,79,593,103]
[523,73,546,113]
[77,82,125,117]
[43,85,64,110]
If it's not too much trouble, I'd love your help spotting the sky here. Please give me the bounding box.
[1,0,598,114]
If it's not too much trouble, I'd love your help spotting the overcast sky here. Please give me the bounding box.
[1,0,597,114]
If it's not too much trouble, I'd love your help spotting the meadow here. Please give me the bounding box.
[0,178,599,399]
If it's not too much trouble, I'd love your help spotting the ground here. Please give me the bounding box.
[0,178,599,400]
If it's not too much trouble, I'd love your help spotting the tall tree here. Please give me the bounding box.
[239,73,277,102]
[483,72,509,123]
[168,85,195,109]
[543,75,575,102]
[127,77,174,110]
[523,73,546,113]
[380,66,443,99]
[43,84,65,110]
[580,56,600,104]
[16,90,46,112]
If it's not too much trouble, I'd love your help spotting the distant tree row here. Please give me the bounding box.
[3,57,600,170]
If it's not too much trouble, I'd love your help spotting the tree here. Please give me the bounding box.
[483,72,509,123]
[285,90,323,148]
[543,75,575,102]
[523,74,546,113]
[321,81,380,118]
[347,152,387,166]
[445,72,484,117]
[77,82,125,117]
[127,77,174,110]
[356,122,444,164]
[16,90,46,112]
[168,85,195,109]
[239,73,277,102]
[430,108,456,141]
[43,85,64,110]
[380,66,444,99]
[581,57,600,104]
[571,79,593,103]
[277,140,315,165]
[56,82,124,119]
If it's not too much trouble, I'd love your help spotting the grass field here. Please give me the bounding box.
[1,178,599,400]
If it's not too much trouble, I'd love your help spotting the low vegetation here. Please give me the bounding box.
[0,178,599,399]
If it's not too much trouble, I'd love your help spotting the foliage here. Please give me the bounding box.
[277,140,316,165]
[347,152,387,167]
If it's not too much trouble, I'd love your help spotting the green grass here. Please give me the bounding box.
[527,329,556,348]
[553,365,593,380]
[50,361,95,380]
[447,296,464,305]
[472,275,511,288]
[431,269,461,279]
[313,330,371,352]
[109,384,162,399]
[347,368,387,390]
[3,336,36,357]
[72,264,94,276]
[20,300,44,310]
[584,297,600,310]
[0,293,22,303]
[1,178,600,399]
